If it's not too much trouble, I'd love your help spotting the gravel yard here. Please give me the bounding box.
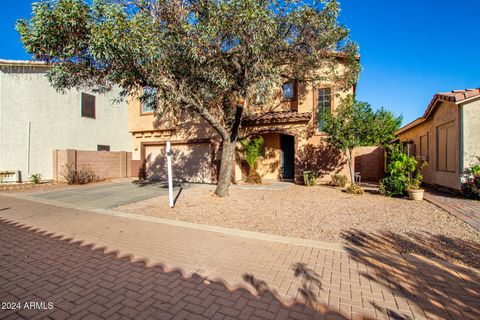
[116,184,480,267]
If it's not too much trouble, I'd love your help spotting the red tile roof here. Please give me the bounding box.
[422,88,480,119]
[242,111,311,125]
[432,88,480,104]
[396,88,480,135]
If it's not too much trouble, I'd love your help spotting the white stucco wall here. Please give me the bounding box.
[462,97,480,170]
[0,64,131,181]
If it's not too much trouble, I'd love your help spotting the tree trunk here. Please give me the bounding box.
[215,141,236,197]
[347,149,355,185]
[214,104,244,197]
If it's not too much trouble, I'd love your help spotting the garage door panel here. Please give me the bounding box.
[145,143,212,183]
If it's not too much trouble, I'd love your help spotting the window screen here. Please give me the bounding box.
[317,88,331,131]
[282,82,295,100]
[81,93,96,119]
[142,87,157,113]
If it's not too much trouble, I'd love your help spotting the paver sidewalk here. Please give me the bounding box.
[0,195,479,320]
[424,189,480,231]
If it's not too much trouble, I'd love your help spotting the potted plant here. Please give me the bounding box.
[407,161,427,201]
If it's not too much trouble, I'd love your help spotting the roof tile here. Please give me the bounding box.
[242,111,311,125]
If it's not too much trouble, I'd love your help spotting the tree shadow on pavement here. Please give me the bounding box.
[0,218,350,320]
[341,229,480,320]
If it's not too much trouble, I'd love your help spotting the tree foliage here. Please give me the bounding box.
[320,95,402,184]
[17,0,361,196]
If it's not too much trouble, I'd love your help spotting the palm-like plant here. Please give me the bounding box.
[241,137,264,184]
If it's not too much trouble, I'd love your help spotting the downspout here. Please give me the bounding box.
[27,121,31,177]
[460,104,465,179]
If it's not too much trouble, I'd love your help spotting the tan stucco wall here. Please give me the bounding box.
[127,62,365,184]
[398,101,461,190]
[256,133,281,180]
[0,65,132,181]
[462,97,480,170]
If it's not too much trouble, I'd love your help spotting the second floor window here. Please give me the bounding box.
[81,93,96,119]
[141,86,157,113]
[282,82,295,100]
[317,88,331,131]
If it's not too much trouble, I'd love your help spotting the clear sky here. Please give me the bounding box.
[1,0,479,126]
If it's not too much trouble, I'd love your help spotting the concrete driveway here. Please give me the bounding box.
[24,180,192,209]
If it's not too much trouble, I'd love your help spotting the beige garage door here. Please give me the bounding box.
[144,143,212,183]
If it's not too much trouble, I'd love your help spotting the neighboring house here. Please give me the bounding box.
[128,56,384,184]
[0,59,132,182]
[396,88,480,191]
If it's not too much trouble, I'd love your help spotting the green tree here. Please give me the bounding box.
[240,136,264,184]
[320,95,402,185]
[17,0,360,196]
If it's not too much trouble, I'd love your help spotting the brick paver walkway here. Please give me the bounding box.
[0,195,479,320]
[424,189,480,231]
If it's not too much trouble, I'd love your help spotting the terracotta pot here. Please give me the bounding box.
[408,189,424,201]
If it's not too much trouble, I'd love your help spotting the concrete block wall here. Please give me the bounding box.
[53,149,133,182]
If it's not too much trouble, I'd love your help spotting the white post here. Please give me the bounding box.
[166,141,174,208]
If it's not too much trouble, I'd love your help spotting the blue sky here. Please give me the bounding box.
[1,0,479,126]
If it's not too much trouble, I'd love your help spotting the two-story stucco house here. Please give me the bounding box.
[396,88,480,191]
[128,55,385,185]
[0,59,132,182]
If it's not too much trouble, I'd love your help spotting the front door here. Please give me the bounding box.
[280,135,295,180]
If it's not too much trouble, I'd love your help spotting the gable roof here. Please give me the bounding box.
[395,88,480,135]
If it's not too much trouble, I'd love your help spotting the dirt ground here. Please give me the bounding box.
[117,184,480,268]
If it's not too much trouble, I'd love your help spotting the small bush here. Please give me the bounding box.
[245,169,262,184]
[380,144,418,197]
[346,184,364,195]
[462,164,480,200]
[303,171,317,186]
[62,165,99,185]
[379,175,406,197]
[331,174,347,187]
[30,173,42,184]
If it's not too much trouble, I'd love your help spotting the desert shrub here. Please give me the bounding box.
[303,170,317,186]
[30,173,42,184]
[241,136,264,184]
[462,164,480,200]
[346,184,364,195]
[331,174,347,187]
[62,165,99,185]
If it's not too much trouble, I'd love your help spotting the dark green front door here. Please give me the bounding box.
[280,135,295,179]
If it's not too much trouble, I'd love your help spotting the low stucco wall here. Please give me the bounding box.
[354,146,385,182]
[53,149,133,182]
